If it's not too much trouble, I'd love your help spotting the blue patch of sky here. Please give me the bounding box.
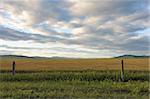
[53,28,72,34]
[134,28,150,36]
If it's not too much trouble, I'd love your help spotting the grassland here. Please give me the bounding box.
[0,58,149,98]
[0,58,149,71]
[0,71,149,99]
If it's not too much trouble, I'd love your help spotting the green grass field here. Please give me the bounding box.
[0,70,149,99]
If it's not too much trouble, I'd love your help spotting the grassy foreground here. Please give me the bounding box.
[0,70,149,99]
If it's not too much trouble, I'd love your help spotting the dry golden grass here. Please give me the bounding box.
[0,58,149,71]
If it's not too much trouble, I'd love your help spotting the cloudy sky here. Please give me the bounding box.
[0,0,149,58]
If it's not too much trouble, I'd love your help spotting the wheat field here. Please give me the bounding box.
[0,58,149,71]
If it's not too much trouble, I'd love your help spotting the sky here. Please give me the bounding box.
[0,0,149,58]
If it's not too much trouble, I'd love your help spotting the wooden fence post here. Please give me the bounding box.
[12,61,15,75]
[121,60,124,81]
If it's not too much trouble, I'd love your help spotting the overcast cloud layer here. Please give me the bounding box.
[0,0,149,58]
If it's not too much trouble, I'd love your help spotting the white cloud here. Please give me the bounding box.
[0,0,149,57]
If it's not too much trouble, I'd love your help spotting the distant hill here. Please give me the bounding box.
[114,55,150,58]
[0,55,72,59]
[0,55,43,59]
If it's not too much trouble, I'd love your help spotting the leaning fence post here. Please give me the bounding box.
[121,60,124,81]
[12,61,16,75]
